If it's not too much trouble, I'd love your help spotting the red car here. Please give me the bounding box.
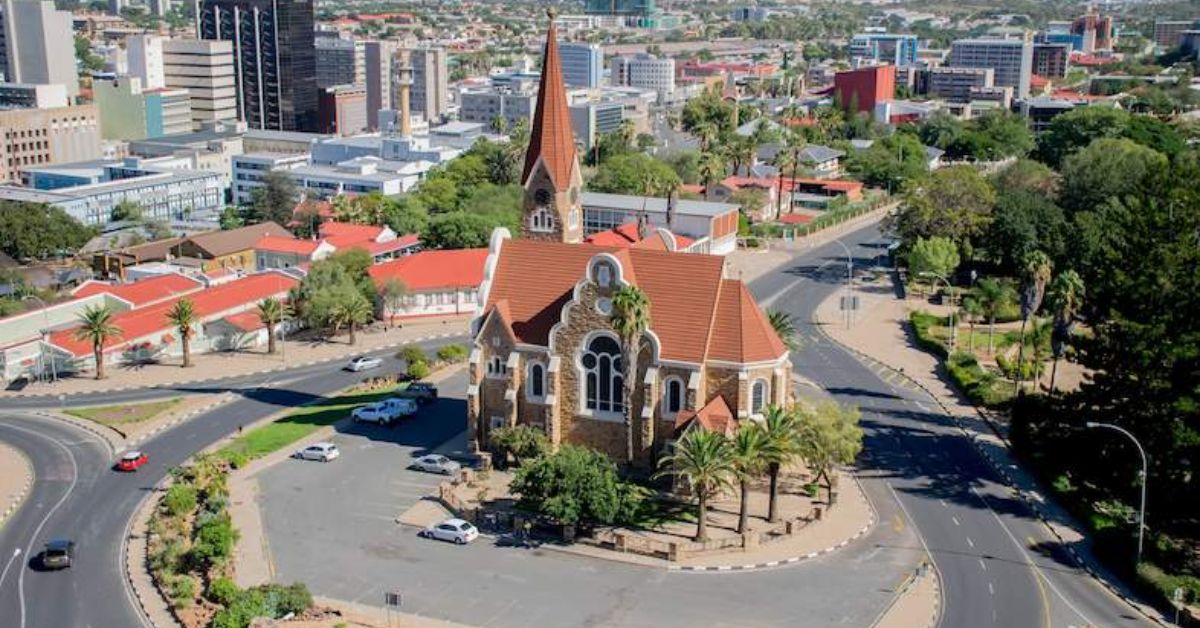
[115,451,148,472]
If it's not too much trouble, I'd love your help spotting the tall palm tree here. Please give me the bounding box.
[767,309,799,350]
[612,285,652,466]
[257,298,286,355]
[655,429,735,542]
[1046,270,1085,395]
[975,278,1015,355]
[771,150,796,218]
[165,299,197,368]
[694,120,719,152]
[74,304,122,380]
[960,295,984,353]
[332,294,375,346]
[757,405,801,523]
[1015,251,1053,394]
[730,424,768,534]
[785,132,808,215]
[699,152,725,192]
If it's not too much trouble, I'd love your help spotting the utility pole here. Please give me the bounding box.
[1086,422,1148,566]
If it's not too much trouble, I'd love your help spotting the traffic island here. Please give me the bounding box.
[0,441,33,529]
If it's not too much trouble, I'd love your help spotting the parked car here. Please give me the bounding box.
[294,443,340,462]
[346,355,383,372]
[114,451,148,472]
[410,454,461,476]
[352,398,418,425]
[42,539,75,569]
[420,518,479,545]
[401,382,438,403]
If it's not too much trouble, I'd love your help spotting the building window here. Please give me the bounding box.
[582,335,623,415]
[568,206,579,229]
[527,362,545,399]
[530,207,555,233]
[487,355,507,377]
[596,264,611,287]
[751,379,769,415]
[663,377,683,415]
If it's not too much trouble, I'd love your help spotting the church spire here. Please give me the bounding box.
[521,8,579,191]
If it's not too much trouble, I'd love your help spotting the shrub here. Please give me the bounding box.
[510,444,646,526]
[210,583,313,628]
[996,353,1037,380]
[1138,562,1200,606]
[206,577,240,606]
[406,360,431,380]
[910,311,949,358]
[945,352,1013,407]
[162,484,198,518]
[489,425,550,467]
[167,574,197,607]
[219,449,249,470]
[397,344,427,365]
[149,537,186,576]
[189,513,238,569]
[436,344,468,363]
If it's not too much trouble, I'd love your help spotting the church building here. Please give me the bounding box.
[466,12,792,468]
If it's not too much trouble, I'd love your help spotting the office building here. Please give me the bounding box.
[317,84,368,136]
[408,46,448,120]
[0,81,66,108]
[459,87,536,130]
[927,66,994,102]
[833,65,895,115]
[1071,10,1114,53]
[849,32,920,67]
[126,34,165,90]
[948,37,1033,98]
[569,100,623,150]
[559,42,603,88]
[0,104,102,183]
[0,0,77,96]
[162,38,238,129]
[364,40,396,131]
[315,34,364,89]
[1154,19,1200,49]
[198,0,318,132]
[1032,43,1069,79]
[230,152,306,204]
[94,76,192,140]
[610,53,674,94]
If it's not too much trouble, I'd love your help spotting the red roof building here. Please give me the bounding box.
[583,222,695,251]
[71,273,204,307]
[368,248,489,321]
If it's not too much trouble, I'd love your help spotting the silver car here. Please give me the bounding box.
[346,355,383,372]
[294,442,340,462]
[409,454,461,475]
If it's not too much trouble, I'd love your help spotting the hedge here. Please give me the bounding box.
[909,311,949,359]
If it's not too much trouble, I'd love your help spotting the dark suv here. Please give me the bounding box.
[403,382,438,403]
[42,539,74,569]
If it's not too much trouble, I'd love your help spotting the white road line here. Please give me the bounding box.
[989,582,995,596]
[966,537,975,548]
[939,499,948,508]
[979,558,988,571]
[951,516,960,526]
[0,548,21,592]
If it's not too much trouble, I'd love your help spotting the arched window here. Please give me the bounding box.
[527,362,545,399]
[581,335,623,414]
[751,379,769,415]
[663,377,683,415]
[530,208,555,233]
[487,355,506,377]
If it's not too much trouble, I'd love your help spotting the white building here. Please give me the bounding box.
[610,53,675,95]
[948,37,1033,98]
[559,42,603,88]
[0,0,77,96]
[230,152,307,204]
[162,38,238,129]
[126,34,165,90]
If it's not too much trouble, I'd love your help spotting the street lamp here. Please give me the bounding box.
[22,295,57,383]
[1086,421,1148,566]
[830,238,854,329]
[918,271,956,352]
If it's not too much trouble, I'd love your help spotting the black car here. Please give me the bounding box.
[403,382,438,403]
[42,539,74,569]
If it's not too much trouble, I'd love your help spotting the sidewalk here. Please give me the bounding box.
[872,564,940,628]
[0,441,33,529]
[2,317,470,399]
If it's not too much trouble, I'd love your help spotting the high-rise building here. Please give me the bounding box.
[162,38,238,129]
[198,0,318,131]
[408,46,448,121]
[848,33,919,67]
[458,87,535,131]
[364,40,396,131]
[1153,20,1200,49]
[0,104,102,183]
[926,66,994,102]
[948,37,1033,98]
[1071,10,1114,53]
[127,34,166,90]
[315,34,364,89]
[318,84,367,136]
[94,76,192,140]
[833,65,895,114]
[0,0,77,96]
[1032,43,1069,79]
[559,42,603,88]
[0,81,66,108]
[610,53,674,94]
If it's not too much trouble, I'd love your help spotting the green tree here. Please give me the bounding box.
[729,188,768,217]
[1015,251,1053,394]
[984,188,1067,274]
[256,298,286,355]
[757,405,801,523]
[844,133,928,190]
[796,401,863,503]
[74,34,104,73]
[918,111,966,153]
[380,196,428,236]
[892,166,995,255]
[165,299,197,368]
[378,278,407,329]
[489,425,550,467]
[767,310,798,350]
[698,151,726,190]
[1057,138,1167,216]
[111,200,144,223]
[589,153,681,197]
[974,278,1017,354]
[957,111,1035,160]
[960,295,984,352]
[1045,270,1084,395]
[416,177,459,213]
[906,236,961,287]
[612,285,652,465]
[219,206,244,230]
[422,211,512,249]
[666,151,702,185]
[1035,106,1130,168]
[0,201,96,260]
[510,445,645,526]
[245,170,298,225]
[74,304,122,380]
[329,292,374,345]
[655,429,736,542]
[730,424,768,534]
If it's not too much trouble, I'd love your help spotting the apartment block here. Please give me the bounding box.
[1032,43,1070,79]
[948,37,1032,98]
[127,34,165,90]
[928,66,994,102]
[162,38,238,129]
[560,42,603,88]
[848,32,919,66]
[318,84,368,136]
[364,40,397,131]
[0,0,77,96]
[93,76,192,141]
[458,87,535,130]
[409,46,448,120]
[0,104,102,183]
[1154,19,1200,48]
[315,34,364,89]
[610,53,674,94]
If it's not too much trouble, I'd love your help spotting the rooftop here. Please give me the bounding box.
[581,192,738,218]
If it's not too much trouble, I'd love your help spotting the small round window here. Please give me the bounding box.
[597,298,613,316]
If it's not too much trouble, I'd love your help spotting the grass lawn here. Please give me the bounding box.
[218,384,403,462]
[65,398,184,426]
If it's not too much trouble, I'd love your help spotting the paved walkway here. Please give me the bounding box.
[2,317,470,398]
[872,564,940,628]
[0,441,32,529]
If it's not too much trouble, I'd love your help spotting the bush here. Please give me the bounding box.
[149,537,186,576]
[436,344,468,363]
[167,574,197,607]
[910,311,949,358]
[189,513,238,569]
[510,444,646,526]
[206,577,240,606]
[397,344,427,365]
[219,449,249,470]
[162,484,198,518]
[1138,562,1200,606]
[489,425,549,467]
[945,352,1013,407]
[210,583,313,628]
[406,360,431,380]
[996,353,1037,380]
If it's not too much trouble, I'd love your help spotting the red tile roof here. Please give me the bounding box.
[483,238,786,364]
[50,272,298,358]
[319,221,384,242]
[71,273,203,307]
[521,16,578,191]
[778,214,815,225]
[222,311,266,333]
[583,222,694,251]
[255,236,322,256]
[368,248,489,291]
[674,395,738,437]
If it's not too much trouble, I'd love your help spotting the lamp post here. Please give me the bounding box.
[1086,422,1148,566]
[830,238,854,329]
[918,271,956,352]
[22,295,56,383]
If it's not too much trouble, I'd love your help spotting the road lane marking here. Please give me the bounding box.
[952,516,960,526]
[966,537,975,548]
[989,582,995,595]
[0,548,21,592]
[979,558,987,571]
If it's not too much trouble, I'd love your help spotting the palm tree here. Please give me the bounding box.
[165,299,197,368]
[74,304,122,380]
[785,132,808,214]
[1015,251,1053,394]
[694,120,719,152]
[655,429,736,542]
[332,294,375,346]
[975,278,1015,355]
[757,405,801,523]
[767,309,799,350]
[257,298,286,355]
[771,150,796,218]
[730,424,768,534]
[612,285,652,466]
[960,295,983,353]
[1046,270,1084,395]
[699,152,725,192]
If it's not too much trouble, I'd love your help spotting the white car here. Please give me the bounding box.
[346,355,383,372]
[420,518,479,545]
[352,398,418,425]
[409,454,461,476]
[294,442,340,462]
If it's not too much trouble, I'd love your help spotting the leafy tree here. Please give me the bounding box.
[0,201,96,260]
[729,188,768,217]
[245,170,298,226]
[416,176,459,213]
[906,236,960,285]
[510,444,645,526]
[291,260,358,334]
[1015,251,1053,393]
[655,429,736,542]
[165,299,198,367]
[74,34,104,73]
[256,298,286,355]
[666,151,702,184]
[1046,270,1084,395]
[111,200,144,223]
[844,133,928,190]
[891,165,995,255]
[612,285,652,465]
[422,211,514,249]
[1035,106,1130,168]
[588,153,681,197]
[489,425,550,467]
[757,405,801,522]
[378,278,407,329]
[730,424,768,534]
[985,190,1067,275]
[767,310,798,350]
[1057,138,1167,216]
[698,151,725,190]
[328,291,374,345]
[918,111,966,152]
[74,304,122,380]
[957,110,1034,160]
[796,401,863,503]
[381,195,429,235]
[219,206,244,231]
[328,248,373,283]
[974,278,1017,354]
[990,159,1058,198]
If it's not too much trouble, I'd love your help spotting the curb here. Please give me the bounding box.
[868,561,942,628]
[0,444,34,528]
[128,394,238,447]
[0,331,469,401]
[814,297,1172,627]
[28,409,124,457]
